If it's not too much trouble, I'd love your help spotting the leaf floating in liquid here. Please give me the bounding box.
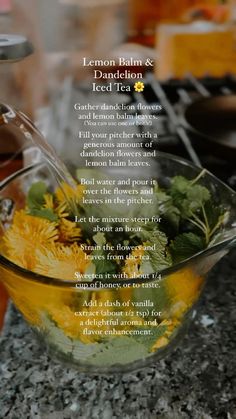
[170,233,206,264]
[27,181,48,210]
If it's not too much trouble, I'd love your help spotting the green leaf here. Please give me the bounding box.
[42,314,164,366]
[27,181,59,222]
[132,324,168,348]
[93,232,106,247]
[170,232,205,263]
[92,257,116,276]
[86,336,149,366]
[42,313,101,359]
[187,185,210,203]
[163,206,180,230]
[152,187,180,232]
[170,176,190,200]
[187,185,211,212]
[29,208,58,222]
[71,339,101,361]
[42,313,74,356]
[92,233,117,275]
[140,230,172,274]
[169,175,212,227]
[27,181,48,210]
[132,281,168,315]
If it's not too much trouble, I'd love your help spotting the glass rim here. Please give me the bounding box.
[0,152,235,289]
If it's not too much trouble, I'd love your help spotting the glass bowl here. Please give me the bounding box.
[0,152,236,373]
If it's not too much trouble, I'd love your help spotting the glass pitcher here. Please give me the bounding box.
[0,98,235,372]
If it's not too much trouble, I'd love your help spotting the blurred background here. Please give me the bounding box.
[1,0,236,327]
[1,0,236,117]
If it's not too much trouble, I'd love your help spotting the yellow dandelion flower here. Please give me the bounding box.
[55,182,85,206]
[34,243,90,280]
[132,246,145,259]
[3,210,58,270]
[134,81,145,93]
[123,245,145,279]
[56,203,69,219]
[151,336,169,351]
[58,218,82,242]
[165,268,203,319]
[43,193,54,210]
[151,318,180,352]
[49,305,84,340]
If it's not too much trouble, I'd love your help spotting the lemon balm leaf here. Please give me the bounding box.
[152,187,180,232]
[27,182,58,222]
[86,337,148,366]
[187,185,210,204]
[170,176,211,217]
[170,233,205,263]
[132,324,168,348]
[138,230,172,274]
[27,181,48,210]
[170,176,190,201]
[92,233,117,275]
[29,208,58,222]
[93,232,106,247]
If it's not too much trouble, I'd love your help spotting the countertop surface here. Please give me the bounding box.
[0,250,236,419]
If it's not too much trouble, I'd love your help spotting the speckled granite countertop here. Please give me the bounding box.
[0,250,236,419]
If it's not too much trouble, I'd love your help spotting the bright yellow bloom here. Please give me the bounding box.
[152,336,169,351]
[58,218,82,242]
[150,269,203,353]
[3,210,58,270]
[151,318,180,352]
[165,268,203,319]
[34,243,90,280]
[123,245,145,279]
[43,193,54,210]
[55,182,85,206]
[56,203,69,219]
[2,268,74,328]
[134,81,145,93]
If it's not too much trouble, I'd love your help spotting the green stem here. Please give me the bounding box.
[201,205,209,232]
[190,211,206,230]
[190,169,207,186]
[209,216,224,239]
[201,205,211,244]
[188,218,206,235]
[188,211,210,244]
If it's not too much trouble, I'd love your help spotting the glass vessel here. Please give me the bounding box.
[0,152,235,373]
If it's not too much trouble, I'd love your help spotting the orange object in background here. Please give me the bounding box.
[156,23,236,80]
[183,4,231,23]
[128,0,219,45]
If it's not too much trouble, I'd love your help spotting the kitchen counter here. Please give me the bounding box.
[0,250,236,419]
